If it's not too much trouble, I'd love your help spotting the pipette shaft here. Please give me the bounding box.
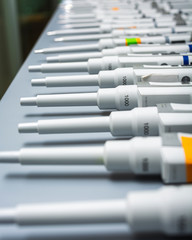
[35,44,99,54]
[31,67,192,88]
[54,33,114,41]
[0,147,104,165]
[21,92,98,107]
[0,186,191,235]
[31,74,99,87]
[0,199,125,225]
[18,115,111,134]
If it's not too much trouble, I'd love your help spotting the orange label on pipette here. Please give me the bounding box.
[112,7,119,11]
[181,136,192,182]
[125,38,141,46]
[128,26,137,29]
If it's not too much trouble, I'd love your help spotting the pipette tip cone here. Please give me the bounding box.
[46,56,58,62]
[47,31,55,36]
[31,79,46,86]
[54,38,63,42]
[18,123,38,133]
[0,152,19,163]
[34,49,44,54]
[28,65,41,72]
[20,97,37,106]
[0,209,15,223]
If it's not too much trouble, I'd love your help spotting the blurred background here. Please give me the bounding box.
[0,0,60,99]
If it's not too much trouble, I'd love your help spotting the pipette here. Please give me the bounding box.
[64,5,139,13]
[57,7,164,20]
[58,12,143,20]
[47,26,192,36]
[63,13,191,28]
[28,55,192,74]
[54,32,192,42]
[58,21,178,31]
[0,132,191,183]
[58,16,175,26]
[31,66,192,88]
[58,13,146,23]
[0,185,191,234]
[57,8,158,19]
[36,35,192,53]
[46,44,192,62]
[20,86,192,110]
[18,104,192,135]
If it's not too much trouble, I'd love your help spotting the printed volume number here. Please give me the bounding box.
[122,76,127,85]
[124,95,129,106]
[144,123,149,135]
[177,215,187,233]
[108,64,112,70]
[142,158,149,172]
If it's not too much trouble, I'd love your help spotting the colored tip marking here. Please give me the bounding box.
[125,38,141,46]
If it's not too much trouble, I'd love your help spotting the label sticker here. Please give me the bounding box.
[183,56,189,66]
[125,38,141,46]
[181,136,192,182]
[112,7,119,11]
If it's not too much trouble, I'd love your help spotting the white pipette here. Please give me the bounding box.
[31,67,192,88]
[0,185,191,235]
[28,55,192,74]
[60,17,176,28]
[18,104,192,135]
[46,44,192,62]
[59,16,175,26]
[36,35,192,53]
[20,86,192,110]
[57,14,146,23]
[47,26,192,36]
[57,9,157,20]
[54,32,192,42]
[0,133,191,183]
[58,21,177,31]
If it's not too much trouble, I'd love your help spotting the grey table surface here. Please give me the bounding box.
[0,4,186,240]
